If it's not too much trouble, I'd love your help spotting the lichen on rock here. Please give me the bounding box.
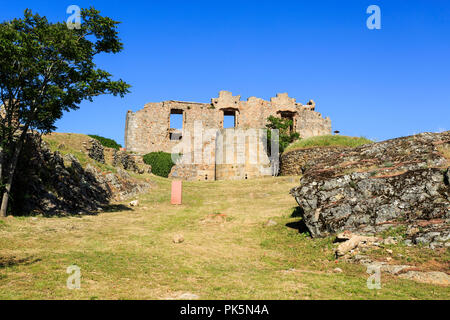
[290,131,450,249]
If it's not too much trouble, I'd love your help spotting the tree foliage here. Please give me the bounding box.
[265,115,300,154]
[88,134,122,150]
[0,8,131,216]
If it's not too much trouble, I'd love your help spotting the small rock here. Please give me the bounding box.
[386,257,392,262]
[173,234,184,243]
[129,200,139,207]
[265,219,277,227]
[381,264,410,275]
[398,271,450,286]
[336,230,354,241]
[383,237,397,245]
[386,249,393,254]
[177,293,199,300]
[407,227,420,236]
[333,267,343,273]
[335,235,378,257]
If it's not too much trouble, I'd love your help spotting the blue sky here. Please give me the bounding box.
[2,0,449,145]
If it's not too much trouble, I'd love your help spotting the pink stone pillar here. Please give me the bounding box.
[171,180,182,205]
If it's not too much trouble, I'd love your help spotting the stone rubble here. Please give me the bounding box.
[334,231,450,286]
[12,133,151,216]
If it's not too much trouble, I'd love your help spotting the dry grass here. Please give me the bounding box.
[42,132,117,173]
[0,175,448,300]
[44,132,91,152]
[437,144,450,166]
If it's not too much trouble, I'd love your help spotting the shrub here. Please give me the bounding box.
[143,152,176,178]
[88,135,122,150]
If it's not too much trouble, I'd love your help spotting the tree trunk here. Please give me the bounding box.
[0,146,3,218]
[0,128,27,217]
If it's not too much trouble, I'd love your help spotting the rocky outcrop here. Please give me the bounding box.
[11,133,151,216]
[333,231,450,286]
[83,138,151,175]
[290,131,450,248]
[280,146,351,176]
[84,138,105,163]
[113,150,151,174]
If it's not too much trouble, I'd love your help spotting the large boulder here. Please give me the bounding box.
[290,131,450,248]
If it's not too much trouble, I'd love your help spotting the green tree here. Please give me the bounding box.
[266,115,300,154]
[0,8,131,217]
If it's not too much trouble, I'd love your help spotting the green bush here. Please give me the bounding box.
[143,152,177,178]
[88,135,122,150]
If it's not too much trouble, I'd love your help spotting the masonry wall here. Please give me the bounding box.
[125,91,332,155]
[125,90,332,180]
[169,128,272,181]
[280,146,350,176]
[214,129,272,181]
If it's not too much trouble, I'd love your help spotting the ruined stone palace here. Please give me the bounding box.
[125,91,331,180]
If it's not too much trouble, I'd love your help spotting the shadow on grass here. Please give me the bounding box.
[286,206,311,236]
[290,206,304,218]
[102,204,133,213]
[0,256,42,269]
[24,204,132,218]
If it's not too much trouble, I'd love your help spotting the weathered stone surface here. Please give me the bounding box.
[335,234,379,257]
[12,133,151,216]
[126,91,331,154]
[289,131,450,248]
[125,91,331,181]
[169,129,272,181]
[341,250,449,286]
[281,146,352,176]
[173,234,184,243]
[84,138,105,163]
[398,271,450,286]
[113,150,151,174]
[129,200,139,207]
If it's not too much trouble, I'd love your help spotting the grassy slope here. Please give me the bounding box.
[0,175,448,300]
[285,135,373,152]
[43,132,117,173]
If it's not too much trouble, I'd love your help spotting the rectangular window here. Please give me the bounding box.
[223,110,236,128]
[170,109,183,129]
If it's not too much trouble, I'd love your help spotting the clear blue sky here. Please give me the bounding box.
[2,0,449,145]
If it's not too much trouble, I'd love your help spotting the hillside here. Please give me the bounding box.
[1,175,449,299]
[0,131,448,299]
[285,135,373,152]
[10,132,151,216]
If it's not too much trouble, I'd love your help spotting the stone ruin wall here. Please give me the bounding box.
[125,91,332,180]
[214,129,272,181]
